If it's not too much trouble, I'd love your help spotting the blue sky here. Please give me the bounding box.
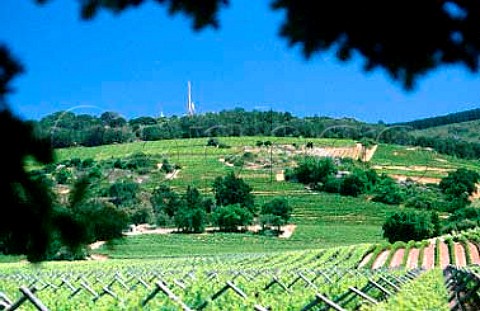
[1,1,480,123]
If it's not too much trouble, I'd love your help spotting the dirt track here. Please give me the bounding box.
[469,242,480,264]
[455,243,467,266]
[372,250,389,269]
[364,239,480,270]
[406,248,420,269]
[389,249,404,268]
[422,243,435,269]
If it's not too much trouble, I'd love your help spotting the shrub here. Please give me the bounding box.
[56,168,72,184]
[206,138,219,147]
[372,175,405,205]
[323,176,342,193]
[340,173,366,197]
[160,158,174,174]
[212,172,255,213]
[212,204,253,232]
[151,184,181,217]
[108,180,139,206]
[260,198,292,230]
[382,210,440,243]
[290,156,337,185]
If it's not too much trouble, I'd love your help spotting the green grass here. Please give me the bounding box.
[370,143,480,177]
[41,136,480,259]
[365,269,449,311]
[413,119,480,143]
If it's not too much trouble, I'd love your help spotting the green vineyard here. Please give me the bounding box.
[0,245,448,310]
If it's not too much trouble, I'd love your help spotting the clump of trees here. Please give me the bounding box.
[33,107,480,161]
[260,198,292,233]
[213,172,255,213]
[382,210,440,243]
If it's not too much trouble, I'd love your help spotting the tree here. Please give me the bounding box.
[286,156,337,185]
[260,198,292,232]
[150,184,181,217]
[372,175,405,205]
[173,186,208,233]
[340,173,366,197]
[108,180,139,207]
[212,204,253,232]
[212,172,255,213]
[100,111,127,128]
[440,168,479,198]
[382,210,440,243]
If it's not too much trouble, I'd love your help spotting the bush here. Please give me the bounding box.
[289,156,337,185]
[81,158,95,168]
[125,152,155,171]
[212,172,255,213]
[404,188,444,210]
[212,204,253,232]
[323,176,342,193]
[56,168,72,184]
[206,138,219,147]
[151,184,181,217]
[372,175,405,205]
[261,198,292,223]
[128,205,155,225]
[109,180,139,206]
[160,159,174,174]
[340,173,366,197]
[382,210,440,243]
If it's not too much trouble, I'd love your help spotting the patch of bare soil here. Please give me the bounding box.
[440,241,450,268]
[372,165,451,173]
[469,242,480,265]
[372,250,389,269]
[406,248,419,269]
[455,243,467,267]
[390,174,442,184]
[123,224,296,238]
[358,252,373,268]
[165,169,181,180]
[89,254,108,261]
[279,224,296,238]
[389,249,405,268]
[469,184,480,201]
[89,241,106,250]
[422,243,435,269]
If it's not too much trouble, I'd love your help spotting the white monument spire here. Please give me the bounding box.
[187,81,195,116]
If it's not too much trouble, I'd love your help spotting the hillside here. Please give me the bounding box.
[412,119,480,143]
[32,136,477,259]
[392,108,480,130]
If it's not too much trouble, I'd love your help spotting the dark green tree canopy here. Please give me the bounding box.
[212,172,255,212]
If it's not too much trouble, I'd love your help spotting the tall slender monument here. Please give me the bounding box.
[187,81,196,116]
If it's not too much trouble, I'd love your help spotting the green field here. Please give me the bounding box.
[413,119,480,143]
[1,136,473,310]
[47,136,480,259]
[1,245,447,310]
[52,137,411,258]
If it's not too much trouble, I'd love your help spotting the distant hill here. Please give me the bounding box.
[413,119,480,143]
[392,108,480,130]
